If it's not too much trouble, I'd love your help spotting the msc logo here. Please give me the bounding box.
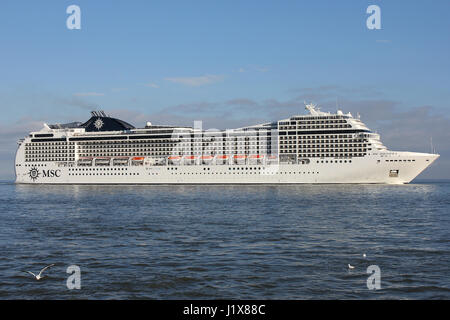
[43,170,61,178]
[28,167,40,182]
[28,168,61,181]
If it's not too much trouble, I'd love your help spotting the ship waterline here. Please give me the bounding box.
[15,105,439,184]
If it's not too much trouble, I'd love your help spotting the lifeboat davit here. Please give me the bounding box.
[113,157,129,165]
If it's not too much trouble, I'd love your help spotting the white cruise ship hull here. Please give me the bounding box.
[15,153,439,185]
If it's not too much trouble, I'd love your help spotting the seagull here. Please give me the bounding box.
[25,264,55,280]
[363,253,367,258]
[348,264,355,269]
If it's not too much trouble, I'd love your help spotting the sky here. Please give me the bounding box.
[0,0,449,180]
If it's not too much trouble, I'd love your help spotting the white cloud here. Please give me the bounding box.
[144,83,159,88]
[164,74,224,87]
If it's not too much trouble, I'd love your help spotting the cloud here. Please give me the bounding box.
[164,75,224,87]
[73,92,105,97]
[155,99,262,118]
[236,66,270,73]
[289,85,382,100]
[47,94,99,111]
[253,66,270,72]
[144,83,159,88]
[163,102,218,113]
[225,98,259,107]
[110,108,265,133]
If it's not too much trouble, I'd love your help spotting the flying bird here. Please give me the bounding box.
[25,264,55,280]
[363,253,367,258]
[348,264,355,269]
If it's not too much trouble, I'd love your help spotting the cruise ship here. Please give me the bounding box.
[15,104,439,184]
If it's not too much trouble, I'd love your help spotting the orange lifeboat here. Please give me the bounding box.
[168,156,181,160]
[216,155,228,159]
[132,157,145,161]
[184,155,196,160]
[249,155,264,159]
[201,155,214,160]
[233,155,247,159]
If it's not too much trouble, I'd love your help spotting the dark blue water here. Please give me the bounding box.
[0,181,449,299]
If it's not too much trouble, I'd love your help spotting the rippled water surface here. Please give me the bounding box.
[0,180,449,299]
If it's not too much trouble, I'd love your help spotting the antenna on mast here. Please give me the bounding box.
[430,137,434,154]
[304,101,319,115]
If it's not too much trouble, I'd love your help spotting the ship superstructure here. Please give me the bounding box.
[15,104,439,184]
